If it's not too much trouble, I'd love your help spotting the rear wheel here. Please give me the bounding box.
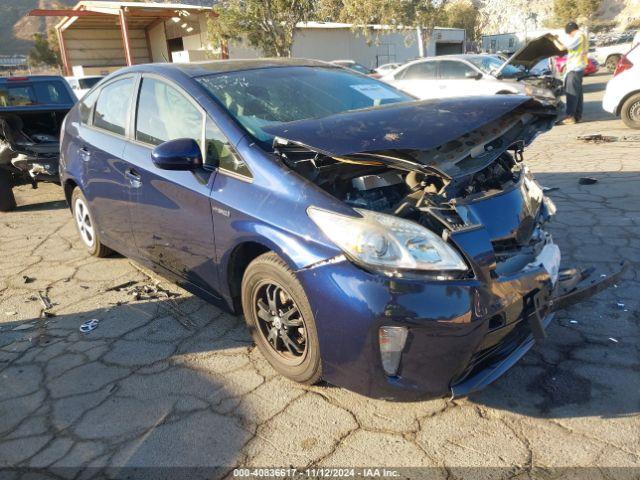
[605,55,621,72]
[621,93,640,129]
[241,252,322,384]
[71,187,111,257]
[0,170,16,212]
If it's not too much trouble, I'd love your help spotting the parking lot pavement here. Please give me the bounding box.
[0,73,638,477]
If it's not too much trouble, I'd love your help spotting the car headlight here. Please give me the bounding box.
[307,207,468,273]
[524,84,555,100]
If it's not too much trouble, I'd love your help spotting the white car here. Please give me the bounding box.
[375,62,402,75]
[594,39,635,72]
[381,34,565,101]
[64,76,103,99]
[602,44,640,129]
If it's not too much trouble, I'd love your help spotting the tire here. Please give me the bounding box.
[621,93,640,129]
[605,55,620,72]
[70,187,111,257]
[0,169,16,212]
[241,252,322,384]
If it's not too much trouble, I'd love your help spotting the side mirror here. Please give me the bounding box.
[151,138,202,171]
[466,71,483,80]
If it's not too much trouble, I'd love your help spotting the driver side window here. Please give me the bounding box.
[135,77,203,148]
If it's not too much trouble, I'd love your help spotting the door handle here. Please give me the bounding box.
[79,146,91,162]
[125,168,142,188]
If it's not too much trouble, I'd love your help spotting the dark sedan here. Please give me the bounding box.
[59,59,625,400]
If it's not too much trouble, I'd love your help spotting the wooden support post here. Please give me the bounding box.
[119,8,134,66]
[56,28,71,76]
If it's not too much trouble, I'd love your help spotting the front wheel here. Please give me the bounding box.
[0,169,16,212]
[241,252,322,384]
[621,93,640,129]
[71,187,112,257]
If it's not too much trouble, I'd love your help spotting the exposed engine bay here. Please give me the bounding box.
[521,75,564,98]
[270,96,560,275]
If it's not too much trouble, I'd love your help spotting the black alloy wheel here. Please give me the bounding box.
[253,282,307,363]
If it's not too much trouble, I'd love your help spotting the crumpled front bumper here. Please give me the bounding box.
[451,261,628,397]
[296,252,628,401]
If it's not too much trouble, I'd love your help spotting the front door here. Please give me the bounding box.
[124,76,219,291]
[436,60,485,98]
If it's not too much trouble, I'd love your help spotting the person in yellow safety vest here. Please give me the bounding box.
[558,21,589,125]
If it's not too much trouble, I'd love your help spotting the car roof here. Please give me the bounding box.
[116,58,336,78]
[0,75,67,82]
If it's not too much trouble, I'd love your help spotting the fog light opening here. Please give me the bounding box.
[379,326,408,376]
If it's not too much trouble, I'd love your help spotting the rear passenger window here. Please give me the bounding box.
[135,78,203,147]
[79,89,99,125]
[401,62,437,80]
[93,78,133,136]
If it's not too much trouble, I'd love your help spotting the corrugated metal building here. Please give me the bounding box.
[29,2,466,74]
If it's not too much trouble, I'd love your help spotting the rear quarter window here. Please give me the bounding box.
[93,78,134,136]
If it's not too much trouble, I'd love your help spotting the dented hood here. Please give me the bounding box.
[265,95,558,177]
[496,34,567,76]
[265,96,542,157]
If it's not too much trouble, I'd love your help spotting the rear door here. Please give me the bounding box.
[78,75,137,252]
[390,61,439,99]
[124,75,220,291]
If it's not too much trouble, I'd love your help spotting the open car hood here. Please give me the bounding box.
[496,33,567,76]
[265,96,559,178]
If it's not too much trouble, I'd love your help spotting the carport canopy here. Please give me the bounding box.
[29,1,215,75]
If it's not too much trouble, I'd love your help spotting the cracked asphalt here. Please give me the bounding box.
[0,74,638,478]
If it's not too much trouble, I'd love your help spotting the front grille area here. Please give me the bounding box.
[451,295,539,386]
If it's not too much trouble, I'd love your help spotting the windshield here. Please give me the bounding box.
[196,66,413,147]
[467,56,522,78]
[0,80,73,107]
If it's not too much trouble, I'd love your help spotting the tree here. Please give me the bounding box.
[442,0,478,41]
[27,30,60,67]
[550,0,602,27]
[207,0,315,57]
[327,0,450,56]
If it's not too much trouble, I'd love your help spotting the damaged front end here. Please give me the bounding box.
[266,95,626,398]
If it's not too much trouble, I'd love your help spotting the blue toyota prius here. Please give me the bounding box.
[59,59,625,401]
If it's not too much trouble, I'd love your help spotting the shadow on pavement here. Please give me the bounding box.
[14,198,68,212]
[0,296,254,473]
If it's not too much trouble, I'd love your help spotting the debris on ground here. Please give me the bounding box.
[127,283,180,301]
[569,320,578,324]
[541,186,559,192]
[104,280,139,293]
[22,275,35,284]
[609,337,619,343]
[37,292,53,310]
[616,302,626,309]
[578,177,598,185]
[578,133,640,143]
[79,318,100,334]
[577,134,618,143]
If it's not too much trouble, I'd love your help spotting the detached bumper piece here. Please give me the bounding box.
[451,260,629,398]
